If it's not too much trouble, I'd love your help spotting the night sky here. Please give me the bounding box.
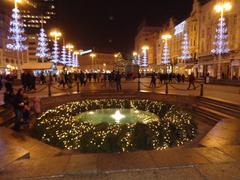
[3,0,209,55]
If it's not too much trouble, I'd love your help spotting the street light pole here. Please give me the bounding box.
[90,53,96,72]
[161,34,172,73]
[213,2,232,79]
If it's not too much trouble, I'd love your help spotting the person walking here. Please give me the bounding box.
[115,71,122,91]
[13,89,25,131]
[187,73,196,90]
[150,72,156,88]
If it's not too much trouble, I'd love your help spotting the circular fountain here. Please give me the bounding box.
[32,99,197,153]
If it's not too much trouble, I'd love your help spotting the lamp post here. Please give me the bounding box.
[73,51,80,68]
[90,53,96,71]
[50,30,62,64]
[141,46,149,67]
[133,52,138,65]
[66,43,74,67]
[161,34,172,73]
[213,2,232,79]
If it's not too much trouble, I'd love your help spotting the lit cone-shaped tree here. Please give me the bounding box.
[6,8,27,78]
[211,17,229,54]
[61,46,67,65]
[67,50,72,67]
[162,43,170,64]
[36,28,49,62]
[52,40,59,64]
[180,33,191,60]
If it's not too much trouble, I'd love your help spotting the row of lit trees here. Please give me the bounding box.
[132,1,232,78]
[6,0,80,78]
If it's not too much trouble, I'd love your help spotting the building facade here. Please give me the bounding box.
[79,52,125,72]
[21,0,56,33]
[134,22,161,70]
[139,0,240,79]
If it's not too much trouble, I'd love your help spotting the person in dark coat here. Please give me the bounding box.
[13,89,25,131]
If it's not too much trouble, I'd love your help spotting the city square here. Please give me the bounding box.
[0,0,240,179]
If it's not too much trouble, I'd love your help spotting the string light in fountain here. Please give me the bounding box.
[111,110,125,123]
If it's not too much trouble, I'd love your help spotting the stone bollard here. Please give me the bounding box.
[77,81,80,94]
[48,82,51,97]
[200,83,204,97]
[138,74,141,92]
[165,83,168,95]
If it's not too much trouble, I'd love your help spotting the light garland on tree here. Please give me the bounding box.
[142,49,148,67]
[73,54,79,67]
[180,33,191,60]
[137,54,141,66]
[67,50,73,67]
[61,46,67,65]
[162,43,170,64]
[36,28,49,61]
[51,40,59,64]
[211,17,229,55]
[6,8,27,51]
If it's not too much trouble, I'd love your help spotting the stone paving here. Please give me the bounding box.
[0,78,239,105]
[0,86,239,179]
[0,115,240,179]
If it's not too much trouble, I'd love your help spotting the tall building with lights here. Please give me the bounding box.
[21,0,56,33]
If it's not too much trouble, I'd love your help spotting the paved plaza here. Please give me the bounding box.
[0,78,240,179]
[0,78,239,105]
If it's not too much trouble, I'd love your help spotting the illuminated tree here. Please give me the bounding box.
[7,8,27,51]
[61,46,67,65]
[51,40,59,64]
[180,33,191,60]
[162,43,170,64]
[36,28,49,62]
[211,17,229,55]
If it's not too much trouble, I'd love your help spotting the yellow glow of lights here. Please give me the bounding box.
[114,54,118,58]
[50,30,62,40]
[73,51,80,55]
[142,46,149,50]
[161,34,172,40]
[214,2,232,13]
[133,52,137,56]
[90,53,96,58]
[66,44,74,50]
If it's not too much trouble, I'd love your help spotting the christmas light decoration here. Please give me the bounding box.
[162,43,170,64]
[142,46,149,67]
[137,54,141,66]
[180,33,191,60]
[51,40,59,64]
[34,99,197,152]
[211,17,229,55]
[61,46,67,65]
[36,28,49,62]
[73,52,79,67]
[6,8,27,51]
[67,50,73,67]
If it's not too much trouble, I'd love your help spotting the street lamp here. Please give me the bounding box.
[161,34,172,73]
[66,43,74,67]
[213,2,232,79]
[50,30,62,64]
[73,51,80,68]
[90,53,96,71]
[132,52,138,65]
[141,45,149,67]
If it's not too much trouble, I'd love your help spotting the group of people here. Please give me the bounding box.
[56,71,123,91]
[149,72,196,89]
[21,72,36,91]
[3,80,41,131]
